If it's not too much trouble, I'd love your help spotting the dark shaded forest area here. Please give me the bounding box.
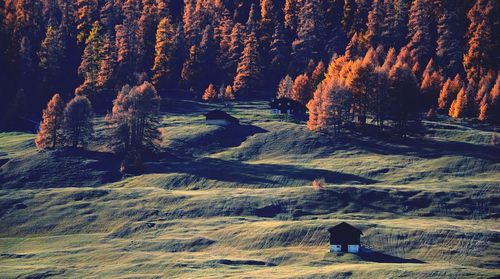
[0,0,499,131]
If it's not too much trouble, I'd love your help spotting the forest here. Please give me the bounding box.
[1,1,500,277]
[0,0,499,133]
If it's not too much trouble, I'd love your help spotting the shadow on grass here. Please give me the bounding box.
[358,248,425,263]
[145,156,377,187]
[166,123,269,157]
[0,147,121,189]
[342,136,500,161]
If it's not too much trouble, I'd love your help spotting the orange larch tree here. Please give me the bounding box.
[202,83,217,101]
[291,73,313,105]
[36,93,65,149]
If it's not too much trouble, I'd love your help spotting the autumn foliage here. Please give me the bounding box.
[62,95,94,148]
[106,82,161,153]
[36,94,65,149]
[202,84,217,102]
[0,0,499,132]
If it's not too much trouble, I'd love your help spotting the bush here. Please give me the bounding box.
[312,178,326,190]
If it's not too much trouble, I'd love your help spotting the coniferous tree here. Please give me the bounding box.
[233,31,260,96]
[269,23,289,82]
[137,0,159,73]
[342,0,356,37]
[277,75,294,99]
[311,61,326,89]
[38,25,66,100]
[438,74,463,112]
[106,82,161,153]
[216,9,234,77]
[115,20,140,85]
[224,85,235,101]
[463,0,498,86]
[76,0,98,44]
[347,57,377,123]
[474,70,496,107]
[152,16,176,90]
[420,59,443,109]
[292,73,313,104]
[345,32,366,60]
[324,0,347,55]
[259,0,275,49]
[181,45,200,90]
[291,0,324,75]
[36,93,65,149]
[76,21,104,97]
[62,95,94,148]
[202,83,217,101]
[96,34,117,100]
[100,0,119,34]
[225,23,244,81]
[406,0,432,74]
[365,0,384,48]
[308,72,351,134]
[436,3,463,77]
[381,47,397,72]
[478,73,499,123]
[284,0,301,33]
[387,60,420,134]
[449,87,468,119]
[198,25,217,87]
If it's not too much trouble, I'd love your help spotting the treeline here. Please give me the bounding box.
[1,0,499,130]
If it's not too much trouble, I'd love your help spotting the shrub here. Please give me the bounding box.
[312,178,326,190]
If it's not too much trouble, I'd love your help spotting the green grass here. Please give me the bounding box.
[0,132,36,159]
[0,100,499,278]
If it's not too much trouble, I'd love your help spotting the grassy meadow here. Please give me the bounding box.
[0,100,499,278]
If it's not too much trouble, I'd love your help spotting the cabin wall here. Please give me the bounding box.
[348,245,360,253]
[330,245,342,252]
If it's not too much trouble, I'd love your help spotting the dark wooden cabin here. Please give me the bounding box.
[269,97,307,117]
[328,222,363,253]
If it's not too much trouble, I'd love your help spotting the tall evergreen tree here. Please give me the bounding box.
[62,95,94,148]
[225,23,244,80]
[292,73,313,104]
[38,25,66,100]
[76,21,104,97]
[284,0,301,33]
[106,82,161,153]
[181,45,201,89]
[463,0,498,86]
[387,61,420,134]
[438,74,463,112]
[406,0,432,74]
[36,93,65,149]
[436,3,463,77]
[76,0,98,44]
[152,16,177,90]
[365,0,384,48]
[291,0,325,75]
[269,23,289,83]
[233,31,261,96]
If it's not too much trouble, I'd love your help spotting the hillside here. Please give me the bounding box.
[0,100,499,278]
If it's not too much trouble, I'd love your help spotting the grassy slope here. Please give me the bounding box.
[0,100,499,278]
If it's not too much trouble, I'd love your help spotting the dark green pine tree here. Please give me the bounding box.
[365,0,384,48]
[38,25,67,102]
[406,0,433,74]
[290,0,324,75]
[436,2,464,77]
